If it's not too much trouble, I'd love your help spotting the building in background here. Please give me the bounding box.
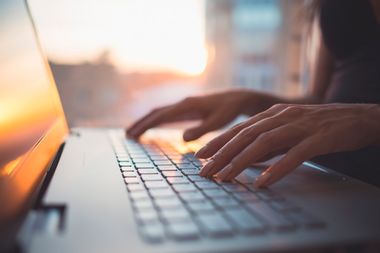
[205,0,305,97]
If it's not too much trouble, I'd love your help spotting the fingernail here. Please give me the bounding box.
[217,164,233,181]
[199,159,214,177]
[183,131,194,141]
[195,145,207,157]
[254,171,271,188]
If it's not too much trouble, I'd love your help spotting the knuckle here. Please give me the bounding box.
[271,103,288,111]
[282,105,304,115]
[238,127,253,138]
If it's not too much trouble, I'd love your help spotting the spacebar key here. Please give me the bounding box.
[245,202,296,231]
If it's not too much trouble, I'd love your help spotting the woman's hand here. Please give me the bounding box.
[195,103,380,188]
[127,89,279,141]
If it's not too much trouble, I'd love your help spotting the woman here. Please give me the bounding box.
[127,0,380,188]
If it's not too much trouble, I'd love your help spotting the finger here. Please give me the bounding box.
[127,98,199,138]
[183,106,238,141]
[199,116,291,178]
[127,106,169,138]
[195,104,289,158]
[254,136,323,188]
[216,124,305,181]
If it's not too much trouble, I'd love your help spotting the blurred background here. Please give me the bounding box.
[28,0,311,127]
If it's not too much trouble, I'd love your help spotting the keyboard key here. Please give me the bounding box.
[141,174,163,181]
[138,169,158,174]
[181,169,200,176]
[162,170,183,177]
[136,210,159,224]
[133,199,154,210]
[154,161,173,166]
[129,191,150,201]
[179,192,206,202]
[154,198,182,209]
[188,175,208,182]
[124,177,140,184]
[140,223,165,243]
[177,164,198,170]
[196,213,234,237]
[187,201,215,213]
[233,192,260,202]
[132,158,151,163]
[212,197,240,208]
[149,189,176,198]
[166,220,199,241]
[167,177,190,184]
[157,165,178,171]
[119,161,132,167]
[120,166,135,172]
[145,181,169,189]
[122,171,137,177]
[195,181,219,190]
[127,184,145,192]
[160,208,191,222]
[203,189,229,198]
[150,155,170,161]
[224,209,266,234]
[135,163,155,169]
[219,182,248,192]
[117,157,130,162]
[245,202,296,231]
[172,184,197,192]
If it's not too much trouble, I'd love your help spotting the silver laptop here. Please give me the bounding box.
[1,0,380,252]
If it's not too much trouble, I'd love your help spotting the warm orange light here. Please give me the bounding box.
[30,0,207,76]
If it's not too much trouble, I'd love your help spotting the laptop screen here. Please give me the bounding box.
[0,0,68,222]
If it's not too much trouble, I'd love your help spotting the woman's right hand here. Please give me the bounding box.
[127,89,280,141]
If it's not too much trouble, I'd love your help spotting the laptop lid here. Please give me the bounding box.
[0,0,68,226]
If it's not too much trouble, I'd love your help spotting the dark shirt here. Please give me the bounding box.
[313,0,380,187]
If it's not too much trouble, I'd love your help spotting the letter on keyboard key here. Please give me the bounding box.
[196,213,234,237]
[245,203,296,231]
[224,209,266,234]
[167,221,199,241]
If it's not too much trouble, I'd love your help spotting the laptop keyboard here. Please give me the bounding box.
[109,132,324,243]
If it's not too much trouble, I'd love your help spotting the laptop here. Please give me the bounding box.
[1,0,380,252]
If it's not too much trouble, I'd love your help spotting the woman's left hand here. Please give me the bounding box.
[195,103,380,188]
